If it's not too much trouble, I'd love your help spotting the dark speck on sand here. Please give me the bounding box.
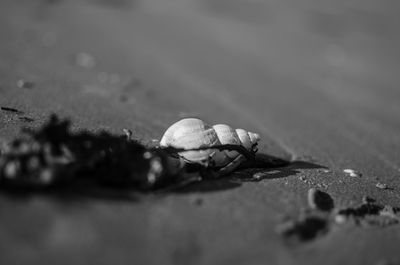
[1,106,23,114]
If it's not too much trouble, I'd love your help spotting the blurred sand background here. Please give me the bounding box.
[1,0,400,264]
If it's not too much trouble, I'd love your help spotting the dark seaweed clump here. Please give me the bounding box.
[0,115,184,191]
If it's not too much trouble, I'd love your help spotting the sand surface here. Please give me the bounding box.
[1,0,400,264]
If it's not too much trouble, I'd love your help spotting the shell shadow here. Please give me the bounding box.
[236,160,327,182]
[175,154,326,193]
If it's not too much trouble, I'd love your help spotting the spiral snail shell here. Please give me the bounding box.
[160,118,260,174]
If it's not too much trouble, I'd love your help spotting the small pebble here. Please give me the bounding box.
[343,169,362,177]
[143,151,152,159]
[307,188,334,211]
[376,182,388,190]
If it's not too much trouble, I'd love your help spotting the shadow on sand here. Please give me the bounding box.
[173,153,326,193]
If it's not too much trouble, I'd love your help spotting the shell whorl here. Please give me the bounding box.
[235,128,260,152]
[160,118,210,147]
[160,118,220,162]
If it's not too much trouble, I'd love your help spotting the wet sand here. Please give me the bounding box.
[1,0,400,264]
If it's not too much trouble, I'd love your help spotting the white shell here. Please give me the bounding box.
[160,118,260,173]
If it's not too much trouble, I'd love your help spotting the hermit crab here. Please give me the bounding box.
[159,118,282,177]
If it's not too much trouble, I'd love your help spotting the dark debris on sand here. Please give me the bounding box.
[335,202,400,227]
[0,115,186,191]
[1,106,23,114]
[279,189,400,243]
